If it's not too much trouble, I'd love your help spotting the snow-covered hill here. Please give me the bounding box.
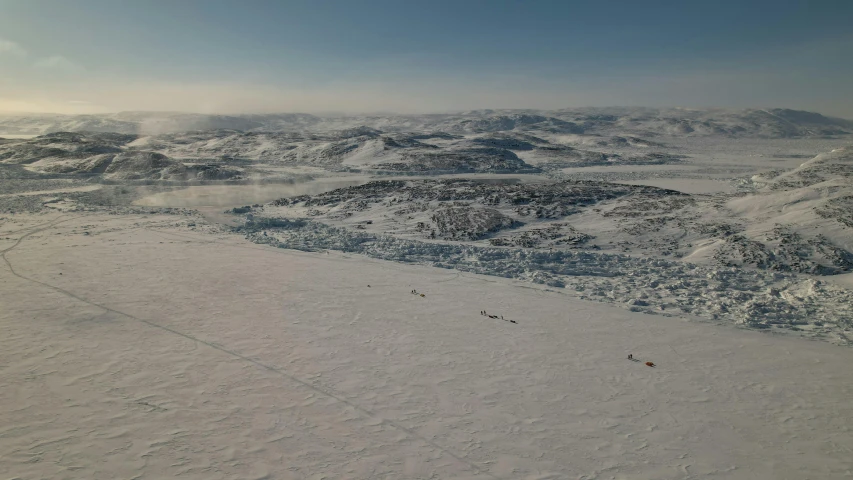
[0,132,246,181]
[1,108,848,180]
[230,146,853,342]
[551,107,853,138]
[0,112,323,135]
[1,108,852,343]
[2,107,851,138]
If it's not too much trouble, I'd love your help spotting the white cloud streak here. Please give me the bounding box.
[0,38,27,57]
[34,55,83,71]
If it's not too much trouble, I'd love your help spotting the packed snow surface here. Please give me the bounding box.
[2,212,853,479]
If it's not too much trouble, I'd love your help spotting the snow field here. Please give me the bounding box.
[2,213,853,479]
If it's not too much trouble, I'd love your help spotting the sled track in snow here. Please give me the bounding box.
[1,217,502,480]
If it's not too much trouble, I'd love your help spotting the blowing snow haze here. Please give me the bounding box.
[3,2,853,480]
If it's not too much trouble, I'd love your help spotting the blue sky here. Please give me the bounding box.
[1,0,851,116]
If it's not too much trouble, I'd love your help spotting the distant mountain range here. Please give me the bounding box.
[1,108,851,138]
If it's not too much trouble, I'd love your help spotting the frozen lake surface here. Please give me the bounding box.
[2,212,852,479]
[133,177,371,208]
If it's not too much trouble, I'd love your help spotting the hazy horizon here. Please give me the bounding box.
[2,0,852,117]
[2,106,853,121]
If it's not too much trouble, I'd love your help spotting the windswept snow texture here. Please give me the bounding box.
[2,213,853,480]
